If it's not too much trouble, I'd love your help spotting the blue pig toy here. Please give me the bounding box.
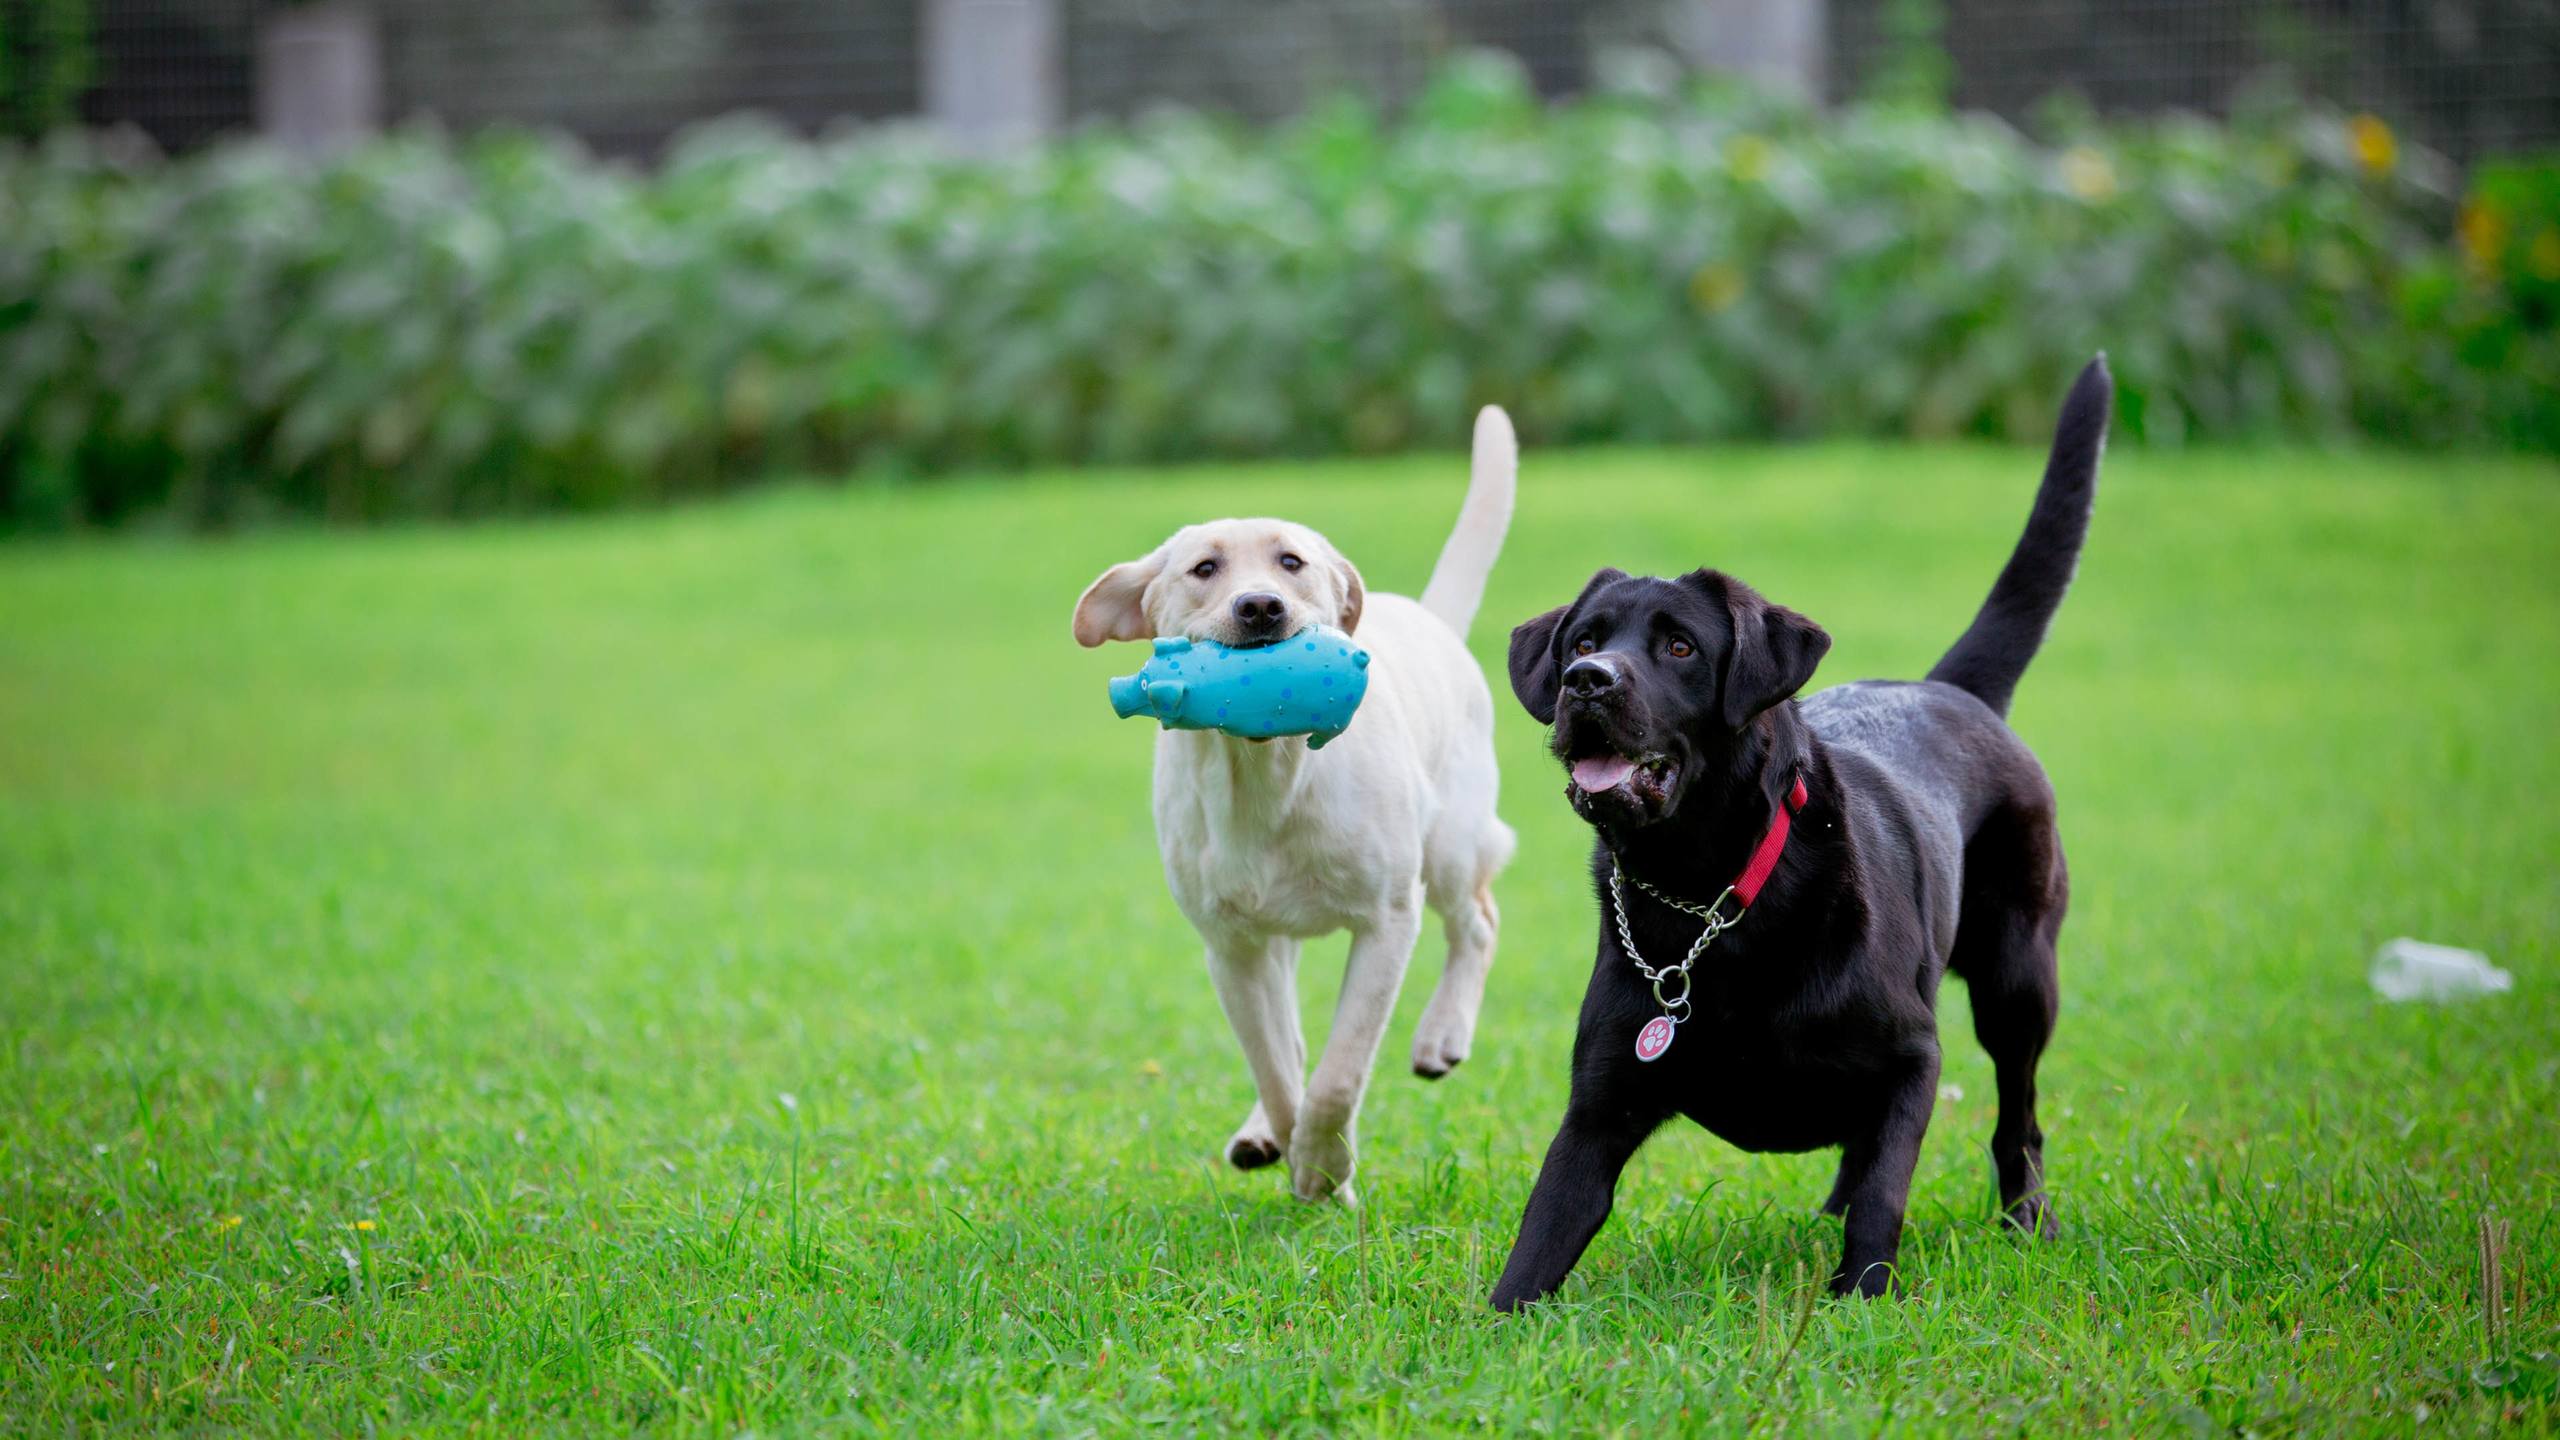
[1107,625,1371,748]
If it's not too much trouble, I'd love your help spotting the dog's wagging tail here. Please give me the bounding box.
[1417,404,1519,640]
[1926,354,2111,717]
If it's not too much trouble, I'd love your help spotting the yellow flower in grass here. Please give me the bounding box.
[1689,261,1745,313]
[2349,114,2397,177]
[2460,202,2509,272]
[2531,228,2560,281]
[213,1214,243,1232]
[352,1218,377,1232]
[2060,146,2117,203]
[1725,134,1773,184]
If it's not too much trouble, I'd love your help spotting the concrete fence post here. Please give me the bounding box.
[922,0,1061,153]
[256,3,383,155]
[1668,0,1827,101]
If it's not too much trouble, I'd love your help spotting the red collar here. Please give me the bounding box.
[1614,770,1809,920]
[1732,772,1809,908]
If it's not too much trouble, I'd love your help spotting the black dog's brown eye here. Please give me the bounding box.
[1191,559,1219,579]
[1278,553,1304,572]
[1574,637,1596,656]
[1667,636,1694,658]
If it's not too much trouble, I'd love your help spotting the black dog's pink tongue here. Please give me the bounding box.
[1571,755,1637,792]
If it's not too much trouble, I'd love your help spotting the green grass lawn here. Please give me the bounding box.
[3,444,2556,1436]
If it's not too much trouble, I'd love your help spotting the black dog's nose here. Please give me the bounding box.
[1231,592,1289,631]
[1563,656,1618,697]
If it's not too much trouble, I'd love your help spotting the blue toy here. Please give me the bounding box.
[1107,625,1371,748]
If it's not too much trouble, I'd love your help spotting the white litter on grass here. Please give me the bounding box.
[2370,938,2514,1002]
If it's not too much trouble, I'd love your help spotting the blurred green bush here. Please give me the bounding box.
[3,54,2555,528]
[1,0,93,142]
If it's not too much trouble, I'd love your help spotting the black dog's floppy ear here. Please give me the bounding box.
[1509,567,1627,724]
[1507,605,1569,724]
[1720,590,1831,731]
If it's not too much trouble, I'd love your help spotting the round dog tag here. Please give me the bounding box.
[1634,1014,1676,1062]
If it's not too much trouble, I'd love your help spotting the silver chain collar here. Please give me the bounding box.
[1606,857,1742,1023]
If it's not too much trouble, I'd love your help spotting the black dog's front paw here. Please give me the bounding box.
[2002,1193,2058,1238]
[1828,1260,1899,1299]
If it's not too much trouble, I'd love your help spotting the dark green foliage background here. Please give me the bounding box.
[0,0,92,140]
[3,55,2555,528]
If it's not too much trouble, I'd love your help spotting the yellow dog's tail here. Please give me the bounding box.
[1418,405,1518,641]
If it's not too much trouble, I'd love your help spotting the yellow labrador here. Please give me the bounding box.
[1073,409,1520,1204]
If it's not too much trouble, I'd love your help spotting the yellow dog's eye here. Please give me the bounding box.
[1278,553,1304,572]
[1191,559,1219,579]
[1667,636,1694,658]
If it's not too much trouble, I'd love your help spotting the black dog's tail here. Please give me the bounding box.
[1927,355,2112,718]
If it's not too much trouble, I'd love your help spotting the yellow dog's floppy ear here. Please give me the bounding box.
[1073,549,1165,647]
[1324,541,1366,635]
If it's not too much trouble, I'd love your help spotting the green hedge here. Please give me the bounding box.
[3,55,2555,528]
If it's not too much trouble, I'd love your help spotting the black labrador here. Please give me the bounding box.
[1491,357,2111,1308]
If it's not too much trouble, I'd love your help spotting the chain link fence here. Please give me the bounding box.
[47,0,2560,161]
[1830,0,2560,163]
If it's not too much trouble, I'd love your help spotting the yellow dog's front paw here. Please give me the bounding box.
[1288,1126,1357,1207]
